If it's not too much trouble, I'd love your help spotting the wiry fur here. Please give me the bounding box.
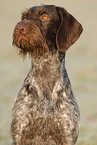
[11,5,83,145]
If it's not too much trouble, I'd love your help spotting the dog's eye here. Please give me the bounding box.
[42,15,48,20]
[24,16,27,20]
[41,14,49,21]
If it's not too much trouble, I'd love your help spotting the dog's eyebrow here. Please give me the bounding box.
[21,12,25,19]
[21,10,31,20]
[37,9,49,16]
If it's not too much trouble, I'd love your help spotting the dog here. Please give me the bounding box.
[11,5,83,145]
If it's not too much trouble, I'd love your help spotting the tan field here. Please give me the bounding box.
[0,0,97,144]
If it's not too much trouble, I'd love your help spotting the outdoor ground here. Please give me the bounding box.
[0,0,97,144]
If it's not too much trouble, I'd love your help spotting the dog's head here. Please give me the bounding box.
[13,5,83,57]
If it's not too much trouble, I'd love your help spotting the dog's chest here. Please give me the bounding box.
[12,54,79,144]
[24,73,62,116]
[23,54,67,117]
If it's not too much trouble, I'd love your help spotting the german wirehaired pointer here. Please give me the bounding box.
[11,5,83,145]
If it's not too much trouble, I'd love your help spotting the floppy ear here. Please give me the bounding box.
[56,7,83,52]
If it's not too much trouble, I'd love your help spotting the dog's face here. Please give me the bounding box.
[13,5,83,57]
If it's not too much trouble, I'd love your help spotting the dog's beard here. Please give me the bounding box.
[13,25,50,57]
[13,33,35,56]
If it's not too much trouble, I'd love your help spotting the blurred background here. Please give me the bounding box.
[0,0,97,144]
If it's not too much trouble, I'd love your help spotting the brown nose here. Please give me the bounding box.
[15,23,28,34]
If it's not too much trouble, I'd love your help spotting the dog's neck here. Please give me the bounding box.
[31,51,66,92]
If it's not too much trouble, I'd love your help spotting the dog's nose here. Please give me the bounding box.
[15,23,28,34]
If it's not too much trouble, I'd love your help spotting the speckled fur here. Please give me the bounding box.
[11,5,83,145]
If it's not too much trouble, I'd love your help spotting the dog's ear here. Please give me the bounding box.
[56,7,83,52]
